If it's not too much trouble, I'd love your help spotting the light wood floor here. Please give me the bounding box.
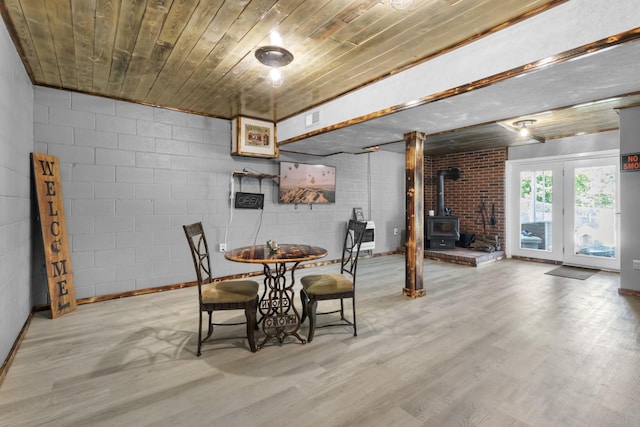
[1,256,639,426]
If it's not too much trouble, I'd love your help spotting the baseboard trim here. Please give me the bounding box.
[618,288,640,297]
[0,310,34,387]
[74,258,350,305]
[38,252,400,309]
[77,281,200,305]
[511,255,562,265]
[31,260,345,311]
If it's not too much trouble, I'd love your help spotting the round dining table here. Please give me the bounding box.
[225,244,327,348]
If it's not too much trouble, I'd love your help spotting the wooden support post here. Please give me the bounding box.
[403,131,426,298]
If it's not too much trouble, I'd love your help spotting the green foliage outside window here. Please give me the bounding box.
[575,167,615,208]
[522,168,614,208]
[520,174,552,203]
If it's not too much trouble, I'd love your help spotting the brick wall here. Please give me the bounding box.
[424,148,506,247]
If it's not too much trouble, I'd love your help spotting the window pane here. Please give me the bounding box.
[573,165,616,258]
[519,170,552,251]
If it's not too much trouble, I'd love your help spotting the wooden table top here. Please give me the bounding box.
[225,244,327,264]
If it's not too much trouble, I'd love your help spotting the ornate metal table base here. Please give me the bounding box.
[258,261,306,348]
[224,244,327,349]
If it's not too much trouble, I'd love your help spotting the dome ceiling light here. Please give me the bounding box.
[255,46,294,88]
[513,119,536,137]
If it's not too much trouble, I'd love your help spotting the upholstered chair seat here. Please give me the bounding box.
[201,279,259,304]
[301,274,354,295]
[183,222,259,355]
[300,220,367,342]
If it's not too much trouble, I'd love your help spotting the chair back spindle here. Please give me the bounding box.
[340,220,367,282]
[183,222,212,300]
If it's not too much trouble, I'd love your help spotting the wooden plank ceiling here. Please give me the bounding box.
[419,93,640,156]
[0,0,562,123]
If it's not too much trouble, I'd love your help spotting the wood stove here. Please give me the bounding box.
[426,215,460,249]
[426,168,460,250]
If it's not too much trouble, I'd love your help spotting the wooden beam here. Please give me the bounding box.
[403,131,426,298]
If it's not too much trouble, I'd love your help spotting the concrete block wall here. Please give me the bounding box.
[0,19,34,365]
[34,87,405,299]
[369,152,406,251]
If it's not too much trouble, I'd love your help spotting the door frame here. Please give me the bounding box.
[505,150,619,267]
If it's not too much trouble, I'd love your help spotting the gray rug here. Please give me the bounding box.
[545,266,599,280]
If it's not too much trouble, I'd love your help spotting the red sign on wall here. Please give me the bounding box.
[621,153,640,172]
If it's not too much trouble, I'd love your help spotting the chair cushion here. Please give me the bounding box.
[301,274,354,295]
[202,279,259,304]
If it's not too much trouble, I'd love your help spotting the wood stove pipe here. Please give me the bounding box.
[436,167,461,216]
[437,170,447,217]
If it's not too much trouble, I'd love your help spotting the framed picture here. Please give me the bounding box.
[353,207,365,221]
[231,116,278,158]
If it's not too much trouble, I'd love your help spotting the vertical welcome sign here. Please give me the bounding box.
[31,153,77,318]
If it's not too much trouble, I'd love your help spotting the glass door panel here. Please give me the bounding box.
[508,161,563,262]
[519,169,553,251]
[564,158,619,270]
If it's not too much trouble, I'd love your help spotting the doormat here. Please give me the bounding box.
[545,266,599,280]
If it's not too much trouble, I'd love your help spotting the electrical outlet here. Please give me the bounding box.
[393,228,399,235]
[633,259,640,270]
[219,243,227,252]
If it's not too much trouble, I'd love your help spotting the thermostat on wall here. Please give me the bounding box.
[234,192,264,209]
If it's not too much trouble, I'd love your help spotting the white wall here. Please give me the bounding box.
[369,152,405,251]
[619,107,640,291]
[508,131,619,160]
[34,87,405,299]
[0,18,34,363]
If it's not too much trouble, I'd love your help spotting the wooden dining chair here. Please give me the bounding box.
[300,220,367,342]
[183,222,259,355]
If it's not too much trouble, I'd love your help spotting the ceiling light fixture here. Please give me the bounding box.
[513,119,536,137]
[389,0,415,9]
[255,45,294,88]
[267,67,283,87]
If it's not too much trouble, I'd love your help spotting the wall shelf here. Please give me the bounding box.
[232,171,278,192]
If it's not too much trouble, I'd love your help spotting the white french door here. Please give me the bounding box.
[563,157,619,270]
[507,152,619,270]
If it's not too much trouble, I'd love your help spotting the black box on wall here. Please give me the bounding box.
[234,192,264,209]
